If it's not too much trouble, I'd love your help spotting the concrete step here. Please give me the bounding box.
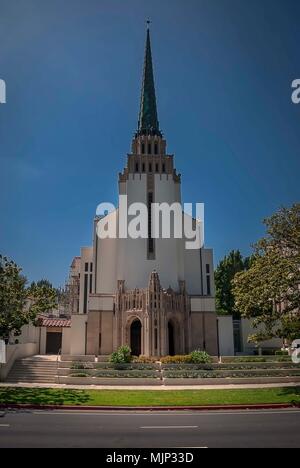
[6,379,57,383]
[8,373,57,378]
[6,359,59,384]
[14,366,58,372]
[14,362,57,367]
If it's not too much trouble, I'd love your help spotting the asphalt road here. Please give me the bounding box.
[0,409,299,448]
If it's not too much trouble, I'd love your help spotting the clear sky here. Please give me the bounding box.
[0,0,299,287]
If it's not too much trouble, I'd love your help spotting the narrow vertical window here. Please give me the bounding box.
[149,163,152,173]
[148,143,152,154]
[206,275,211,296]
[135,162,139,172]
[154,143,158,155]
[162,164,166,173]
[155,163,159,173]
[142,143,145,154]
[84,274,88,314]
[148,192,154,254]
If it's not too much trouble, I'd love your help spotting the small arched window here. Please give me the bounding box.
[154,143,158,155]
[162,164,166,173]
[148,143,152,154]
[142,143,145,154]
[135,162,139,172]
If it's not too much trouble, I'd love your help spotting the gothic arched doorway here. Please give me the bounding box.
[168,322,175,356]
[130,320,142,356]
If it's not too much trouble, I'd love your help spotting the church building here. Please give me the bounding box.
[67,27,219,357]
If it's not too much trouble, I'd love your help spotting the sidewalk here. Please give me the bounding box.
[0,382,299,390]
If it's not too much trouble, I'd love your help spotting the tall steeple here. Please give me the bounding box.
[137,23,161,137]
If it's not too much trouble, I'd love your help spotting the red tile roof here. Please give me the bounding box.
[41,318,71,328]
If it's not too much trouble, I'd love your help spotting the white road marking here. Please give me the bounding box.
[0,424,10,427]
[140,426,198,429]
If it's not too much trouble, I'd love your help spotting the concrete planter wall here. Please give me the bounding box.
[57,368,160,377]
[163,376,300,386]
[60,355,95,362]
[57,376,162,386]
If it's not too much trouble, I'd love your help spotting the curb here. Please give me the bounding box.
[0,403,299,412]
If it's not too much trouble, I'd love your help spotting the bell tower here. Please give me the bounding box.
[118,24,182,265]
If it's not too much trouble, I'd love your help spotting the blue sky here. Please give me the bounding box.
[0,0,299,287]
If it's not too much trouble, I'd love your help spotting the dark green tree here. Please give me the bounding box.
[215,250,250,317]
[0,255,57,340]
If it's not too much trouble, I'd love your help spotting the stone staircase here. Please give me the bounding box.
[6,358,58,384]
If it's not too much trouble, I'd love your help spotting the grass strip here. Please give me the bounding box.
[0,387,299,407]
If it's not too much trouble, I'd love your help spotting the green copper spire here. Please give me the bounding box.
[137,24,161,136]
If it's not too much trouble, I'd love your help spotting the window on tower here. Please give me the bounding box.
[148,192,154,254]
[154,143,158,155]
[148,143,152,154]
[142,143,145,154]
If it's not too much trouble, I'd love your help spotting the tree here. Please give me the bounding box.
[233,204,300,344]
[215,250,250,317]
[0,255,57,340]
[31,279,53,289]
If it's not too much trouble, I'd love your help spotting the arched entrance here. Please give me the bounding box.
[168,322,175,356]
[130,320,142,356]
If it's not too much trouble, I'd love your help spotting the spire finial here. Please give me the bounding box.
[137,23,161,137]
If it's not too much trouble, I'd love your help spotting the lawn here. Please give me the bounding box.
[0,387,299,407]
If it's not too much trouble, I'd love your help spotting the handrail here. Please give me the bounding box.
[56,348,61,366]
[56,348,61,384]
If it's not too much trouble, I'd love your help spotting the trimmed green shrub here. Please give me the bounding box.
[162,363,214,371]
[275,350,289,356]
[133,356,159,364]
[160,355,191,364]
[70,373,89,378]
[234,357,267,363]
[71,362,93,370]
[164,369,300,379]
[189,350,212,364]
[95,370,158,379]
[110,346,132,364]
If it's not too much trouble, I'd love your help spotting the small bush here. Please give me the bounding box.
[95,370,158,379]
[160,355,191,364]
[71,363,85,370]
[275,350,289,356]
[71,363,94,370]
[234,357,267,363]
[189,350,212,364]
[276,356,292,362]
[110,346,132,364]
[70,373,89,378]
[133,356,159,363]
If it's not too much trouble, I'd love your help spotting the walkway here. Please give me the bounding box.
[0,382,298,390]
